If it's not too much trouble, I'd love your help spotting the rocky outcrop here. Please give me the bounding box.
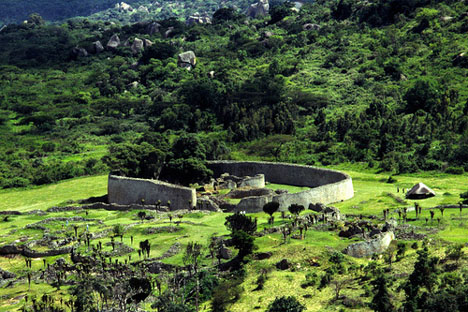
[197,196,222,212]
[303,23,321,31]
[107,34,121,49]
[187,15,212,26]
[0,244,73,258]
[92,41,104,54]
[115,2,133,12]
[247,0,270,18]
[343,231,395,258]
[253,252,272,260]
[164,27,174,38]
[143,39,153,48]
[219,244,233,259]
[131,38,144,54]
[0,268,15,280]
[178,51,197,69]
[71,47,88,59]
[453,52,468,67]
[145,22,161,35]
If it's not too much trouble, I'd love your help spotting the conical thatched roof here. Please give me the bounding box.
[406,182,436,199]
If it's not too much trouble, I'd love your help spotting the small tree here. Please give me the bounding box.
[460,191,468,204]
[288,204,305,216]
[263,202,280,225]
[439,207,445,218]
[396,242,407,261]
[224,212,257,235]
[138,211,146,222]
[183,242,202,277]
[113,224,125,242]
[445,244,464,265]
[267,296,305,312]
[370,273,394,312]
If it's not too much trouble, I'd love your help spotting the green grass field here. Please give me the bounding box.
[0,168,466,311]
[0,175,108,212]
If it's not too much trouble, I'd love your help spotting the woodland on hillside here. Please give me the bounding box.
[0,0,467,190]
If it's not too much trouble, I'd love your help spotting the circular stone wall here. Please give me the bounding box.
[207,161,354,212]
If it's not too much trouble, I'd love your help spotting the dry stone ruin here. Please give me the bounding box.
[107,161,354,213]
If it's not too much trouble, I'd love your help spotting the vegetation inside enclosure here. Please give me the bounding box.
[0,0,468,311]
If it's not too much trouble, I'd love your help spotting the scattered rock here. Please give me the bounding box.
[383,219,398,232]
[263,31,274,38]
[145,261,175,274]
[187,15,212,26]
[146,226,181,234]
[137,5,149,14]
[440,16,453,22]
[247,0,270,18]
[219,244,233,259]
[339,224,363,238]
[92,41,104,54]
[145,22,161,35]
[253,252,272,260]
[0,211,21,215]
[131,38,144,54]
[453,52,468,67]
[276,258,291,270]
[71,47,88,59]
[115,2,133,12]
[197,196,222,212]
[164,27,174,38]
[369,228,382,238]
[343,231,395,258]
[158,242,181,259]
[178,51,197,69]
[143,39,153,48]
[107,34,121,49]
[219,180,237,190]
[0,268,16,280]
[303,23,321,31]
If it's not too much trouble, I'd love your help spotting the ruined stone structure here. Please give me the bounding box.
[108,175,196,211]
[107,161,353,213]
[207,161,354,212]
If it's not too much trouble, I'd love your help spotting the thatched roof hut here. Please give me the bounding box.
[406,183,436,199]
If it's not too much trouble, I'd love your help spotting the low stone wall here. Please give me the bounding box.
[208,161,354,212]
[108,175,196,211]
[238,174,265,188]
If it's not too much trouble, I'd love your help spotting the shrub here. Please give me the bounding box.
[445,166,464,175]
[267,296,305,312]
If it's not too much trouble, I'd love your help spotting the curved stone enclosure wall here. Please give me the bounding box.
[107,162,353,213]
[207,161,354,212]
[108,175,196,211]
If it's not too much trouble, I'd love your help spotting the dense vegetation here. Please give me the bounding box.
[0,0,260,26]
[0,0,467,190]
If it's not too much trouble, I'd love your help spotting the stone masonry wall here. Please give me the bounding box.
[208,161,354,212]
[108,175,196,211]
